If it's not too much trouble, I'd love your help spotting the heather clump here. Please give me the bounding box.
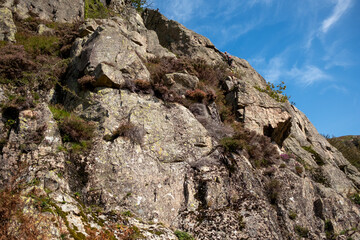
[220,123,280,168]
[0,16,79,114]
[103,121,145,145]
[146,56,229,105]
[0,44,37,80]
[49,105,95,152]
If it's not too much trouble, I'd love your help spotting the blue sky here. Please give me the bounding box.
[151,0,360,137]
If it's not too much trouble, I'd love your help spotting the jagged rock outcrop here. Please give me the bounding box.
[0,3,360,240]
[142,9,225,64]
[65,11,174,92]
[0,6,16,42]
[14,0,84,22]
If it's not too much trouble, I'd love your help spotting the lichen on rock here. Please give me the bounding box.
[0,2,359,240]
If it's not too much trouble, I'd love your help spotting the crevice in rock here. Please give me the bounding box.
[313,198,325,220]
[263,117,292,147]
[297,122,303,131]
[183,174,189,206]
[66,153,89,195]
[221,155,237,177]
[195,179,208,209]
[1,106,20,135]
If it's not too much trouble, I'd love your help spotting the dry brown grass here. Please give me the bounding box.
[0,182,47,239]
[146,56,229,104]
[221,123,280,168]
[78,75,97,91]
[103,121,145,145]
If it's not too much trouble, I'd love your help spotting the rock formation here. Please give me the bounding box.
[0,2,359,240]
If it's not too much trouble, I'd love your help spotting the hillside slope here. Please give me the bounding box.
[328,135,360,171]
[0,1,360,239]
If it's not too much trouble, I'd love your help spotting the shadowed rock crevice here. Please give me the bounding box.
[66,154,89,194]
[263,117,292,147]
[313,198,325,220]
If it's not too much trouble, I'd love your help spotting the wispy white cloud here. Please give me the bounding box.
[251,54,331,86]
[217,19,263,46]
[247,0,274,8]
[288,65,331,86]
[321,0,352,33]
[158,0,205,23]
[262,56,285,83]
[323,40,355,69]
[320,84,348,94]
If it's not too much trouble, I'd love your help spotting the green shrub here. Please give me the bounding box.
[254,81,289,103]
[288,210,297,220]
[49,105,71,120]
[265,179,281,205]
[70,141,93,153]
[49,105,95,144]
[349,193,360,205]
[129,0,148,12]
[121,210,134,217]
[84,0,110,19]
[294,225,309,238]
[220,125,279,168]
[0,16,77,114]
[311,168,331,187]
[302,145,325,165]
[0,41,7,47]
[15,33,60,55]
[325,220,335,240]
[295,164,303,175]
[220,137,244,153]
[174,230,195,240]
[327,136,360,171]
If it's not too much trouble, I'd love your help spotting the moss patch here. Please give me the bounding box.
[302,145,325,165]
[174,230,195,240]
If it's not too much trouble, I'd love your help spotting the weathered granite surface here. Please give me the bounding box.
[0,3,359,240]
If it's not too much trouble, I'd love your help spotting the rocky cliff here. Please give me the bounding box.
[0,1,360,239]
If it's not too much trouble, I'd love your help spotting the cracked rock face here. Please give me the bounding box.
[72,89,213,225]
[142,9,225,64]
[1,3,360,240]
[15,0,84,22]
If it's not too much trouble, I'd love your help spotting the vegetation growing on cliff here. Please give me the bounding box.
[327,135,360,171]
[129,0,149,12]
[84,0,110,19]
[302,145,325,166]
[220,123,280,168]
[50,105,96,152]
[254,81,290,103]
[174,230,195,240]
[146,56,232,112]
[0,15,79,103]
[84,0,149,18]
